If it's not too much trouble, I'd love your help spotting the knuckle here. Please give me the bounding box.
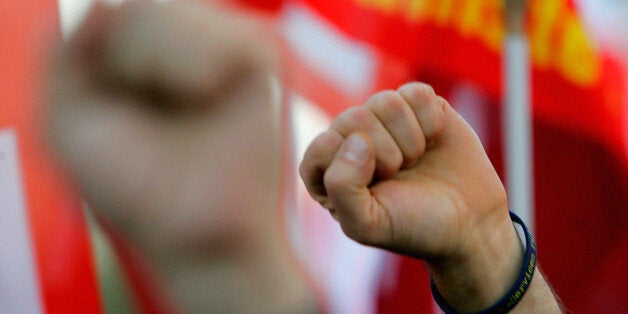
[300,162,327,198]
[414,81,436,97]
[376,147,403,178]
[368,91,408,118]
[402,140,425,168]
[400,82,435,101]
[367,90,404,108]
[433,96,447,121]
[427,96,447,141]
[331,106,376,134]
[435,95,448,112]
[301,131,343,168]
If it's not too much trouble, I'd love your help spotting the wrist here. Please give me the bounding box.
[427,211,526,312]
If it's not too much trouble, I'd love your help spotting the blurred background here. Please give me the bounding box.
[1,0,626,313]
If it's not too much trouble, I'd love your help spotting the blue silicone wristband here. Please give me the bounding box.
[430,211,537,314]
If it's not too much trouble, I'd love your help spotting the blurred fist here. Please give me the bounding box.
[46,0,281,256]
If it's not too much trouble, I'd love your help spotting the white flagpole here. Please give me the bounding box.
[504,0,534,230]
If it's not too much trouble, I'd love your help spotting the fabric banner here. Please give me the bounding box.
[0,1,102,313]
[276,0,627,312]
[297,0,626,159]
[2,0,625,313]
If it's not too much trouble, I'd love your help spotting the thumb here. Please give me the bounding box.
[324,133,383,242]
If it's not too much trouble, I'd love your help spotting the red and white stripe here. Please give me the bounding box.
[1,1,102,313]
[0,130,44,314]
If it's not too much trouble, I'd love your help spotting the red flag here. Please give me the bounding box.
[280,0,628,312]
[296,0,625,156]
[0,1,102,313]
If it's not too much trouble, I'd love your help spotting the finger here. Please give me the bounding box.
[59,1,114,66]
[397,82,446,147]
[330,105,403,180]
[46,3,169,204]
[51,1,114,98]
[104,0,276,104]
[365,90,425,168]
[47,2,140,160]
[323,133,389,244]
[299,130,344,209]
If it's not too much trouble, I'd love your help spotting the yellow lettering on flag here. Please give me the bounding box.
[407,0,429,22]
[530,0,561,68]
[458,0,503,51]
[354,0,399,14]
[557,14,600,86]
[434,0,456,26]
[352,0,600,86]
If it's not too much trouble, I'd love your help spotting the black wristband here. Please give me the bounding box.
[430,211,537,314]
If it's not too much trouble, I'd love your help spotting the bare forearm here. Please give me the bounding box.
[428,212,561,313]
[431,266,561,313]
[511,269,562,313]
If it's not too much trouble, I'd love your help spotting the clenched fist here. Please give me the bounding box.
[299,82,556,312]
[44,1,315,312]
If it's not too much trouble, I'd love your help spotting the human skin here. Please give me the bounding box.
[299,82,562,312]
[45,1,313,312]
[45,0,561,313]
